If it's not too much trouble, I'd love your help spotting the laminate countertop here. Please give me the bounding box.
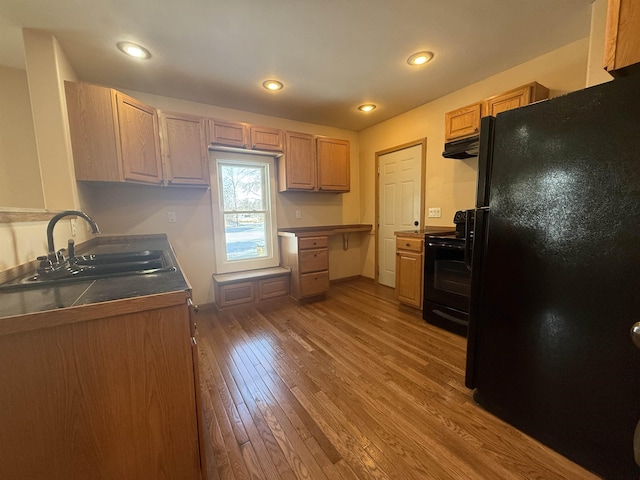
[278,224,372,237]
[394,226,456,238]
[0,234,190,326]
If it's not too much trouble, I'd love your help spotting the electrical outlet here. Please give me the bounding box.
[428,207,442,218]
[70,219,76,237]
[295,210,302,219]
[168,211,177,223]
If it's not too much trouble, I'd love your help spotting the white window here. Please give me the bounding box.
[210,151,279,273]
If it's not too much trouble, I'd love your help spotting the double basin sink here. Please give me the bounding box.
[1,250,176,291]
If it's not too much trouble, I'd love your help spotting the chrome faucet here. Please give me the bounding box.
[46,210,100,264]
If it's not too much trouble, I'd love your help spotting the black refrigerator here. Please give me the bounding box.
[465,73,640,479]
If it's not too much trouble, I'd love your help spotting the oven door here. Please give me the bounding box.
[423,238,471,313]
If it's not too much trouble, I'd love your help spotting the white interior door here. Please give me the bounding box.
[377,144,422,287]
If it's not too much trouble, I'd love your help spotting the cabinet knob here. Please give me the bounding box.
[406,243,410,247]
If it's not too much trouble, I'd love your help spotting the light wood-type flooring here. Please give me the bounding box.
[196,278,599,480]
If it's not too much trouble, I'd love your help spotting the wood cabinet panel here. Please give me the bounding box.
[279,234,330,299]
[317,136,350,192]
[279,131,316,191]
[0,303,202,479]
[159,111,209,186]
[208,119,248,148]
[217,281,256,307]
[396,237,423,253]
[65,82,163,185]
[250,125,283,151]
[115,92,163,184]
[299,236,328,250]
[396,235,424,309]
[604,0,640,75]
[299,249,329,274]
[258,276,289,299]
[445,102,482,141]
[300,271,330,297]
[483,82,549,117]
[65,82,121,182]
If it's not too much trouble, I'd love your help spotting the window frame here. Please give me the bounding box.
[210,151,280,274]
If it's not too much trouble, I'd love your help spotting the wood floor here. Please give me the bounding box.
[196,278,599,480]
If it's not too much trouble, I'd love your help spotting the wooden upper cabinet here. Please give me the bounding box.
[279,131,316,191]
[316,137,350,192]
[116,93,163,184]
[159,111,209,186]
[65,82,162,185]
[208,119,248,148]
[444,102,482,141]
[483,82,549,117]
[604,0,640,75]
[250,125,283,151]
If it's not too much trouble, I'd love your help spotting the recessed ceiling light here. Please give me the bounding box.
[407,51,434,66]
[262,80,284,91]
[358,104,376,112]
[117,42,151,59]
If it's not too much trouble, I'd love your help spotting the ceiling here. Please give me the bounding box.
[0,0,594,131]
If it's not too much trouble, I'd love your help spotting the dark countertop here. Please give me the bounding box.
[394,226,455,238]
[278,224,372,237]
[0,235,190,320]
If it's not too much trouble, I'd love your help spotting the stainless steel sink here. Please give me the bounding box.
[0,250,176,291]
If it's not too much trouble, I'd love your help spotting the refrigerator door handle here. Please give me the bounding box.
[464,209,474,270]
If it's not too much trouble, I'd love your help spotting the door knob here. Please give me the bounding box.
[631,322,640,349]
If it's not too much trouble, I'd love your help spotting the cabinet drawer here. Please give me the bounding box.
[299,249,329,273]
[299,236,328,250]
[396,237,423,253]
[258,276,289,300]
[218,281,255,307]
[299,271,330,297]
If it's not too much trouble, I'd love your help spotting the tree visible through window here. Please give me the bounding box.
[211,152,279,273]
[220,164,267,260]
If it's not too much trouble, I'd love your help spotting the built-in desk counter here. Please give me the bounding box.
[278,224,372,299]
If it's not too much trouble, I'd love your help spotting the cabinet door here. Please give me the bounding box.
[483,82,549,117]
[208,119,248,148]
[445,103,481,141]
[115,92,163,184]
[316,137,350,192]
[159,112,209,186]
[250,125,283,151]
[65,81,121,182]
[396,250,423,308]
[279,131,316,191]
[188,301,207,477]
[604,0,640,75]
[0,303,202,479]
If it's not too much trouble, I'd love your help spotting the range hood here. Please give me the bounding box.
[442,135,479,159]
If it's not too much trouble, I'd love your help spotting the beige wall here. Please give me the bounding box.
[358,38,590,278]
[0,65,43,209]
[83,91,362,304]
[0,31,89,273]
[2,5,610,302]
[23,29,80,211]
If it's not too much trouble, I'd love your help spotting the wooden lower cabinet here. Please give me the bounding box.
[213,267,291,308]
[0,295,204,480]
[280,234,330,299]
[396,235,424,308]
